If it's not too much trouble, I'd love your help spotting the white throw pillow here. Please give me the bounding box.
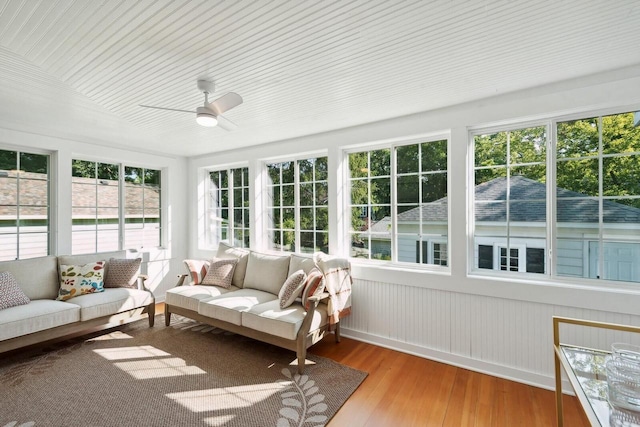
[278,270,307,309]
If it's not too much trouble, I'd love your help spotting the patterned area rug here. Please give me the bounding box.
[0,315,366,427]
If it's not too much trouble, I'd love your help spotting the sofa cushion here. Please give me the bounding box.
[288,254,317,276]
[201,258,238,288]
[242,300,328,341]
[68,288,154,321]
[198,289,277,326]
[278,270,307,309]
[165,285,239,312]
[243,252,290,295]
[0,271,30,310]
[57,261,106,301]
[104,258,141,288]
[216,242,250,287]
[184,259,210,285]
[0,299,80,341]
[0,256,59,300]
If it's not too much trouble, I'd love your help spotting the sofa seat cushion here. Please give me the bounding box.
[198,289,277,326]
[69,288,154,321]
[0,299,80,341]
[166,285,239,312]
[242,300,328,341]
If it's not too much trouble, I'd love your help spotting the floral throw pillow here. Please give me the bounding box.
[0,271,30,310]
[57,261,105,301]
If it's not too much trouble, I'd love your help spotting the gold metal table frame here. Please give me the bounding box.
[553,316,640,427]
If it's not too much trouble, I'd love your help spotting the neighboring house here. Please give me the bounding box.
[367,176,640,281]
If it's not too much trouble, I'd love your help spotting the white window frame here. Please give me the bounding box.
[205,166,250,249]
[344,134,450,269]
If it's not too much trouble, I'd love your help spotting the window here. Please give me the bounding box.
[0,149,49,260]
[266,156,328,253]
[473,125,547,274]
[472,110,640,284]
[124,167,161,249]
[71,160,161,254]
[348,138,449,265]
[208,167,249,248]
[556,112,640,283]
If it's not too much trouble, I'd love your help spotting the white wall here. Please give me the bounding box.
[187,65,640,389]
[0,127,189,297]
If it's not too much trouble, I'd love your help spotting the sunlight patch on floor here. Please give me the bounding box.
[113,357,206,379]
[165,381,292,412]
[87,331,134,341]
[203,415,237,426]
[93,345,170,360]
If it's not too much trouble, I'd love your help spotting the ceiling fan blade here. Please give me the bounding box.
[208,92,243,115]
[216,114,238,131]
[139,105,195,114]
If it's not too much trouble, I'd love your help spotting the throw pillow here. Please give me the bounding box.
[104,258,142,288]
[200,258,238,288]
[301,267,326,310]
[0,271,30,310]
[57,261,105,301]
[184,259,211,285]
[278,269,307,309]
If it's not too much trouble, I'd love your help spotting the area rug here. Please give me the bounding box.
[0,315,366,427]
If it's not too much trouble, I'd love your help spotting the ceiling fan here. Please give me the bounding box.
[139,80,242,130]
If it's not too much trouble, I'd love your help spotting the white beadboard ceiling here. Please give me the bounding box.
[0,0,639,158]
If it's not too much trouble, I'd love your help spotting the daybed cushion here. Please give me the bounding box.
[242,252,290,295]
[198,288,277,326]
[0,299,80,341]
[165,285,239,312]
[242,300,328,341]
[68,288,154,321]
[288,254,317,276]
[216,242,250,287]
[0,256,59,300]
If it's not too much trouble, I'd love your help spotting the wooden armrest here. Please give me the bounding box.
[176,273,189,287]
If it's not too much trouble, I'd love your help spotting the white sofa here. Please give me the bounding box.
[0,251,155,353]
[164,243,352,373]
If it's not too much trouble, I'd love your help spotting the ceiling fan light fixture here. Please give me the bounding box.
[196,107,218,127]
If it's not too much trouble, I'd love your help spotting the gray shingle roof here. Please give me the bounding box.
[369,176,640,229]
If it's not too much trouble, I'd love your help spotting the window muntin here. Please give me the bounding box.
[71,161,161,254]
[208,167,249,248]
[0,150,49,260]
[266,156,328,254]
[473,126,547,274]
[556,112,640,283]
[348,139,449,265]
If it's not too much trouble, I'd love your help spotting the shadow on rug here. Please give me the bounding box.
[0,315,367,427]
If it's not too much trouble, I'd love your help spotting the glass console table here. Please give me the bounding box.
[553,316,640,427]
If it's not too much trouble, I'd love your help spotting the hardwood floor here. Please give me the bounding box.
[309,335,591,427]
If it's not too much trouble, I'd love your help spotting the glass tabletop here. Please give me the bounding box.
[561,345,640,427]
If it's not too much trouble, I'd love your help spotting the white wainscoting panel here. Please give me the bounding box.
[341,278,640,389]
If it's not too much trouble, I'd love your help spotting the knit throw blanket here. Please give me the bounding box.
[314,253,352,327]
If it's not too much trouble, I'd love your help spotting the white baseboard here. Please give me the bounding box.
[340,327,575,394]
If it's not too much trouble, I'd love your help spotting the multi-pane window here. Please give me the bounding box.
[266,157,328,253]
[473,126,547,274]
[71,160,120,254]
[124,167,161,249]
[71,161,161,254]
[348,139,449,265]
[556,111,640,283]
[0,149,49,260]
[208,167,249,248]
[473,110,640,284]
